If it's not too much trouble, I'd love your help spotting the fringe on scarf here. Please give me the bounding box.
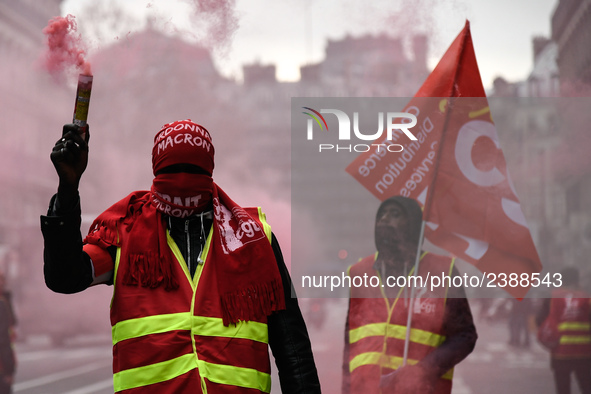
[220,277,286,326]
[84,193,149,248]
[122,252,179,291]
[84,219,120,248]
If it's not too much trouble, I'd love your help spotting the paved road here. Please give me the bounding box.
[12,299,581,394]
[13,336,113,394]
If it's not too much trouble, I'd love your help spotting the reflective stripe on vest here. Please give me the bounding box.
[199,359,272,392]
[557,321,591,345]
[559,335,591,345]
[257,207,273,243]
[349,322,446,348]
[112,313,269,346]
[349,351,453,380]
[558,322,591,331]
[114,353,196,392]
[113,353,272,392]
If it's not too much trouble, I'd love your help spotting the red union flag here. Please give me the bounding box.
[346,21,542,298]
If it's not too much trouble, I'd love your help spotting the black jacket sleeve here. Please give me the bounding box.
[417,265,478,378]
[40,194,94,293]
[342,299,351,394]
[267,234,322,394]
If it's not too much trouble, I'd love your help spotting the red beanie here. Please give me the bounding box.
[152,119,215,175]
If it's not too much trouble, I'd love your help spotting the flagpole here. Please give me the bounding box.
[423,21,465,220]
[402,219,426,366]
[401,86,461,369]
[401,94,457,366]
[401,22,470,368]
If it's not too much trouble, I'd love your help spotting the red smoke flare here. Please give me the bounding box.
[41,14,92,81]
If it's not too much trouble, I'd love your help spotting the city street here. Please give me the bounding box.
[13,336,113,394]
[12,298,579,394]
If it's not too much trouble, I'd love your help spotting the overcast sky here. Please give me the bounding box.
[61,0,558,89]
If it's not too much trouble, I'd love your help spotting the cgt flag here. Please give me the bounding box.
[345,21,542,298]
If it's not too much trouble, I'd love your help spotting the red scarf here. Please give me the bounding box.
[151,173,214,216]
[84,185,285,325]
[85,119,285,325]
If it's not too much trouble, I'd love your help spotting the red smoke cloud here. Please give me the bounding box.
[184,0,238,53]
[41,14,92,81]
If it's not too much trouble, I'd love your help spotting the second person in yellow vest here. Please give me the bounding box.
[343,196,477,394]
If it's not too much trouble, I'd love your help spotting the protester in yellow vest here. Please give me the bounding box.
[343,196,477,394]
[41,121,321,393]
[536,267,591,394]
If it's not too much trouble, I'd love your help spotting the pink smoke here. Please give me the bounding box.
[41,14,92,81]
[185,0,239,53]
